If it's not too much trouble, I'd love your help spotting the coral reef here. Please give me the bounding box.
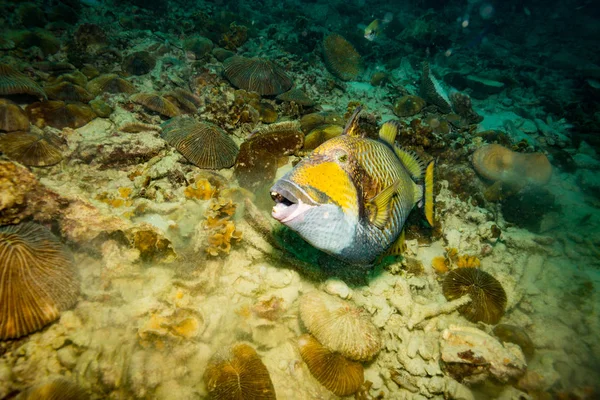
[322,34,362,81]
[164,88,202,114]
[17,378,89,400]
[161,117,238,169]
[393,95,426,117]
[131,93,181,118]
[26,101,96,130]
[298,333,364,396]
[122,51,156,76]
[200,198,243,257]
[0,222,79,340]
[0,131,63,167]
[276,88,315,107]
[299,291,382,361]
[234,122,304,191]
[449,92,483,124]
[0,63,46,100]
[442,268,507,324]
[223,56,293,96]
[44,82,93,103]
[303,124,344,150]
[0,99,30,132]
[203,343,276,400]
[86,74,136,97]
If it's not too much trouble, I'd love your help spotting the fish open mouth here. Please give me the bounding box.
[270,181,314,223]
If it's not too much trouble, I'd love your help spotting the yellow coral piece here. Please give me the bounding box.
[184,179,216,200]
[170,317,201,338]
[431,256,449,273]
[203,198,242,257]
[95,191,133,208]
[455,255,481,268]
[118,187,132,198]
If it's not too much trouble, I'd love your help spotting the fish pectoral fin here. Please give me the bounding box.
[385,229,406,256]
[379,121,400,146]
[367,180,399,229]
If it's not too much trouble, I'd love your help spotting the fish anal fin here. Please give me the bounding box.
[367,180,399,229]
[386,229,406,256]
[424,161,434,226]
[395,147,426,181]
[379,121,399,146]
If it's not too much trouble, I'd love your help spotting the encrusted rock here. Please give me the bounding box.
[440,325,527,385]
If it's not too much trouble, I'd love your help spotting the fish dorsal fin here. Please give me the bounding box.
[366,180,399,229]
[379,121,399,146]
[343,106,363,138]
[385,229,406,256]
[394,147,426,180]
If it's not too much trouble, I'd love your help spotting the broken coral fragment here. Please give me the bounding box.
[440,325,526,384]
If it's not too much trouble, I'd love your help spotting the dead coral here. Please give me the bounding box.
[322,34,362,81]
[119,122,162,133]
[0,99,30,132]
[200,198,243,257]
[161,116,239,169]
[234,122,304,190]
[0,63,47,100]
[223,56,293,96]
[130,93,181,118]
[26,100,96,130]
[442,268,507,325]
[0,131,63,167]
[0,222,79,340]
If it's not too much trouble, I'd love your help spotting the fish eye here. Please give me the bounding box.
[336,152,348,163]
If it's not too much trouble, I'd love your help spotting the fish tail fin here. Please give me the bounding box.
[423,160,434,226]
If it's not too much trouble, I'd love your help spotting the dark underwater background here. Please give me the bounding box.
[0,0,599,399]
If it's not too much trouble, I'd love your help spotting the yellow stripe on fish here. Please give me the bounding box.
[289,161,359,214]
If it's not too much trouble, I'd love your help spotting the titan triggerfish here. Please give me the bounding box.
[270,107,434,265]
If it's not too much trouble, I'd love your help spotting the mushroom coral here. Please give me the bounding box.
[472,144,552,187]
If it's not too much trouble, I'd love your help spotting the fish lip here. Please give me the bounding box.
[270,180,317,223]
[270,179,317,206]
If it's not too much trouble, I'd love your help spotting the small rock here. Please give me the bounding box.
[573,153,600,170]
[323,278,352,299]
[464,75,505,99]
[57,345,78,368]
